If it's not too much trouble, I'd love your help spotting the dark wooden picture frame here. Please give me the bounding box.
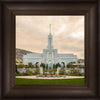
[0,0,100,100]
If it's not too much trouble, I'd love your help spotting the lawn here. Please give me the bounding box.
[16,78,84,85]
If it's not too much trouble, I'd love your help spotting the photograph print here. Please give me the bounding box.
[16,16,85,85]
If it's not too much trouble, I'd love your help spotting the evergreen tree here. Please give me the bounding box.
[27,62,34,68]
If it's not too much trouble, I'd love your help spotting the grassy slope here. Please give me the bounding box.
[16,78,84,85]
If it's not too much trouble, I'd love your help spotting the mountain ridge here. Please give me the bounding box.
[16,48,34,62]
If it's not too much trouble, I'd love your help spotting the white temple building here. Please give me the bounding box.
[23,24,77,69]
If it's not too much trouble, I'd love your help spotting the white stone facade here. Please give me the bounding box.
[23,25,77,69]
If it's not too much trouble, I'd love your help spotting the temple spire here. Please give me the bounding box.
[49,24,51,34]
[47,24,53,49]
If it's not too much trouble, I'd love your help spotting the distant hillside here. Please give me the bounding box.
[78,59,84,63]
[16,48,34,62]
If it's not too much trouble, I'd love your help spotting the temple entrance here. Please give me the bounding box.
[48,60,53,69]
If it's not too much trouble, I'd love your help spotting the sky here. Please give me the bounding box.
[16,16,84,59]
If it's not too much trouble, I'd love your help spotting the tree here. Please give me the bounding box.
[40,63,45,69]
[34,68,40,75]
[53,64,56,69]
[35,62,39,68]
[61,62,65,68]
[46,64,48,70]
[17,64,26,68]
[27,62,34,68]
[67,62,76,68]
[55,63,61,68]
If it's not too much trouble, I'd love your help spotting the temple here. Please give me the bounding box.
[23,24,77,69]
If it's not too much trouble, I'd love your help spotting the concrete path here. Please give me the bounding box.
[16,76,84,79]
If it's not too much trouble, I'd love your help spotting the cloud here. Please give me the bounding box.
[16,16,84,59]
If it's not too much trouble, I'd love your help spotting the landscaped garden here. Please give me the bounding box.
[16,62,84,85]
[16,68,84,76]
[16,62,85,76]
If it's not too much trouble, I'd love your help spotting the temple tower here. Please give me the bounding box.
[47,24,53,49]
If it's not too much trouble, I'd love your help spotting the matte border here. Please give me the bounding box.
[0,0,99,100]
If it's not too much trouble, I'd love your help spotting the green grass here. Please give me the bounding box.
[16,78,84,85]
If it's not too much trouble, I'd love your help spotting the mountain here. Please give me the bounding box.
[78,59,84,63]
[16,48,34,62]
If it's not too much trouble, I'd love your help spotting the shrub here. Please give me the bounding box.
[49,69,52,73]
[16,71,20,74]
[17,64,26,68]
[27,62,34,68]
[34,68,40,75]
[16,71,23,76]
[25,70,33,75]
[77,65,85,68]
[68,68,84,76]
[55,74,58,77]
[78,73,84,76]
[59,68,66,75]
[35,64,39,68]
[43,69,57,75]
[67,62,76,68]
[53,69,57,72]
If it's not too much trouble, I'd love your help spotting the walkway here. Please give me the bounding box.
[16,76,84,79]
